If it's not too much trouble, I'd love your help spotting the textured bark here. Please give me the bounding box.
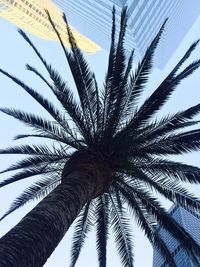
[0,170,97,267]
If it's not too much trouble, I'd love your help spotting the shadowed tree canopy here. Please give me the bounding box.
[0,6,200,267]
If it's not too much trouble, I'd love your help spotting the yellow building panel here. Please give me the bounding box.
[0,0,101,53]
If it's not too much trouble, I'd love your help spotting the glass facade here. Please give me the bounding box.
[153,205,200,267]
[0,0,100,53]
[53,0,200,68]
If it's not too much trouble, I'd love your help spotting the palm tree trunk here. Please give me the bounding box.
[0,170,97,267]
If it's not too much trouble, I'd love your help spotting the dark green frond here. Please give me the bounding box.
[147,176,200,213]
[138,115,200,145]
[19,30,90,141]
[139,129,200,155]
[107,49,135,138]
[124,168,200,213]
[0,68,76,139]
[95,195,109,267]
[0,153,66,175]
[109,190,134,267]
[122,19,168,119]
[0,144,64,156]
[135,159,200,184]
[49,10,98,135]
[103,7,129,139]
[0,108,79,147]
[26,64,53,89]
[102,6,116,133]
[70,202,93,267]
[125,48,200,131]
[0,166,57,189]
[0,176,60,221]
[118,180,200,257]
[170,39,200,76]
[117,182,176,267]
[174,60,200,82]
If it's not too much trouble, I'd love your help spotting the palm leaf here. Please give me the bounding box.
[139,129,200,155]
[117,182,176,267]
[0,68,76,139]
[53,11,97,133]
[109,190,134,267]
[122,19,168,119]
[103,8,129,141]
[135,158,200,184]
[95,195,109,267]
[126,49,200,130]
[70,202,93,267]
[102,6,116,134]
[19,30,90,140]
[0,166,57,189]
[0,154,66,175]
[0,108,78,147]
[118,179,200,257]
[124,168,200,213]
[170,39,200,76]
[0,176,60,221]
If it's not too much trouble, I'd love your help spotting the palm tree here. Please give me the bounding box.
[0,6,200,267]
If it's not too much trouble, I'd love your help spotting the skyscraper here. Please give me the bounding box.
[53,0,200,68]
[0,0,100,53]
[153,205,200,267]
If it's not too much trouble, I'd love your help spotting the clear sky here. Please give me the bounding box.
[0,9,200,267]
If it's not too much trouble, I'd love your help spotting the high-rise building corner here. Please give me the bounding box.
[0,0,100,53]
[153,205,200,267]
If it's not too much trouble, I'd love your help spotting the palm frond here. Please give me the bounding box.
[122,19,168,119]
[0,176,60,221]
[139,129,200,155]
[0,144,64,156]
[107,49,135,137]
[26,64,86,136]
[26,64,53,89]
[109,190,134,267]
[19,30,91,140]
[124,168,200,213]
[102,6,116,134]
[134,158,200,184]
[118,179,200,257]
[147,176,200,212]
[125,49,200,131]
[49,10,97,134]
[170,39,200,76]
[95,195,109,267]
[117,182,176,267]
[138,117,200,145]
[0,108,79,147]
[174,60,200,82]
[0,68,76,139]
[70,202,93,267]
[0,166,57,189]
[0,153,66,175]
[103,7,128,140]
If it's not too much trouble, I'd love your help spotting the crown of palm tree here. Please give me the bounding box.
[0,7,200,267]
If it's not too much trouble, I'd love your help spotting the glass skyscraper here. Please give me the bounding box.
[53,0,200,68]
[0,0,100,53]
[153,205,200,267]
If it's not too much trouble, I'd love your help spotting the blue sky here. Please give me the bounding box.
[0,10,200,267]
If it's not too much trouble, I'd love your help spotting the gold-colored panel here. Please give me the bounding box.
[0,0,100,53]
